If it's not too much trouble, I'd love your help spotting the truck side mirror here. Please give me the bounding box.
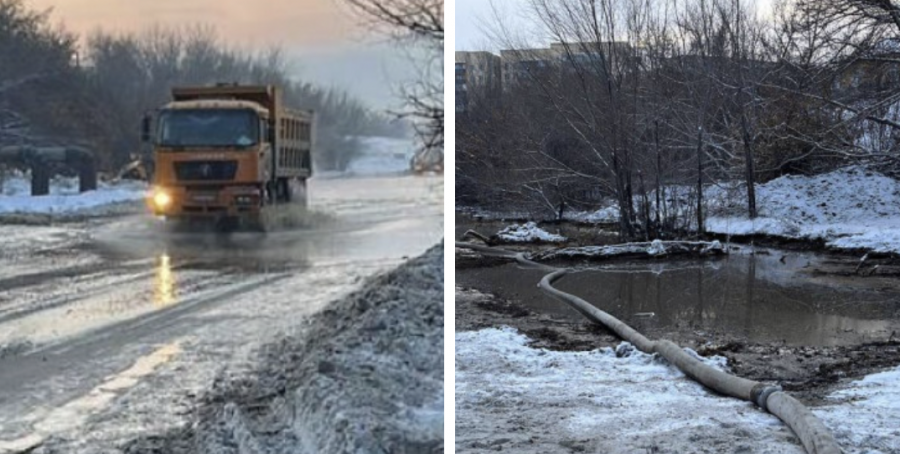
[141,114,153,143]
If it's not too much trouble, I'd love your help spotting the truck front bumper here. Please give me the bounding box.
[147,186,262,218]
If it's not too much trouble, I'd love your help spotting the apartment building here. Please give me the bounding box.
[455,51,502,113]
[500,42,635,88]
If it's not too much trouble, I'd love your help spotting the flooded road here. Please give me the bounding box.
[457,250,900,346]
[0,175,443,452]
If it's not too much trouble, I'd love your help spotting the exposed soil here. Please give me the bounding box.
[698,340,900,405]
[456,287,619,352]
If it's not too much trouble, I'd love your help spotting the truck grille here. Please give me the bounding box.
[174,161,237,181]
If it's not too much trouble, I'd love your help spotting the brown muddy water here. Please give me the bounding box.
[457,250,900,347]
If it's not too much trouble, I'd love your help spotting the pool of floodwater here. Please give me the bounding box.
[457,250,900,346]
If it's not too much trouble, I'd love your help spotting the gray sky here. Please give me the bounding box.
[456,0,777,52]
[455,0,530,52]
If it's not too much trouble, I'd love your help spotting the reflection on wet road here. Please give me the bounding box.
[155,254,175,307]
[0,176,442,351]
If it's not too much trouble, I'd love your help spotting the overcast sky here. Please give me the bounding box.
[455,0,528,52]
[456,0,776,53]
[28,0,359,50]
[27,0,416,110]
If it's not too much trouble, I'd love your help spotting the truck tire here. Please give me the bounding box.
[292,178,308,209]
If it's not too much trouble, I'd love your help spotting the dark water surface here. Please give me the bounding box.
[458,250,900,346]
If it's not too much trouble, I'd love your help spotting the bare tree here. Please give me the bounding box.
[458,0,900,237]
[344,0,444,153]
[0,0,77,146]
[764,0,900,173]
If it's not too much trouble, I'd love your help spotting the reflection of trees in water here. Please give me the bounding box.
[569,256,895,345]
[469,257,898,345]
[745,256,756,338]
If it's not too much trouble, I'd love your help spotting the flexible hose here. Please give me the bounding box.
[455,239,841,454]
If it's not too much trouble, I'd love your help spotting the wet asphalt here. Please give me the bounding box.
[0,175,443,452]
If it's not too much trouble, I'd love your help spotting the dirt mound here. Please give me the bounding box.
[121,242,444,454]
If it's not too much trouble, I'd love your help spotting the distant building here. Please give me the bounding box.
[500,42,635,89]
[455,51,502,113]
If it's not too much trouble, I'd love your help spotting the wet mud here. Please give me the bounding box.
[456,287,619,351]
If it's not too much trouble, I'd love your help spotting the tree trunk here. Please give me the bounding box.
[655,121,661,227]
[696,128,704,236]
[740,112,758,219]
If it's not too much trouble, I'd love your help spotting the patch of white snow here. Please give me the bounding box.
[457,327,895,454]
[0,173,145,215]
[496,221,567,243]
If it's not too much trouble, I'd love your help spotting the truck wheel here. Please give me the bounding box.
[293,179,308,209]
[278,178,291,203]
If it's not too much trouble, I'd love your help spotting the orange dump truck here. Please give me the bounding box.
[142,84,313,231]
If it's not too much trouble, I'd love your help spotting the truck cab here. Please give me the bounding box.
[143,84,313,231]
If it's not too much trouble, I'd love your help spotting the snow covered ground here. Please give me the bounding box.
[344,136,416,177]
[0,173,146,215]
[544,167,900,254]
[568,205,620,224]
[704,168,900,253]
[456,327,900,454]
[496,221,567,243]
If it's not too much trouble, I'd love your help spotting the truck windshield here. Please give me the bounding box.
[157,109,259,148]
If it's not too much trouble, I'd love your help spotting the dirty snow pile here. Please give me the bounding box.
[0,173,145,215]
[122,243,444,454]
[344,136,416,177]
[496,221,567,243]
[456,327,899,454]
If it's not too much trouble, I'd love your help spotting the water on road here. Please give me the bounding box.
[0,175,443,452]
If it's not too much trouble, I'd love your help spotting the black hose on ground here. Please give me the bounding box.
[455,239,842,454]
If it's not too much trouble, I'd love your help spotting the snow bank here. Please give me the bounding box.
[456,327,897,454]
[496,221,567,243]
[706,168,900,253]
[122,242,444,453]
[0,173,145,215]
[553,168,900,254]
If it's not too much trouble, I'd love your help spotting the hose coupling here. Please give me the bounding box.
[751,383,783,412]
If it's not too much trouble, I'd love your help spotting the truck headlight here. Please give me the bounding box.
[153,190,172,209]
